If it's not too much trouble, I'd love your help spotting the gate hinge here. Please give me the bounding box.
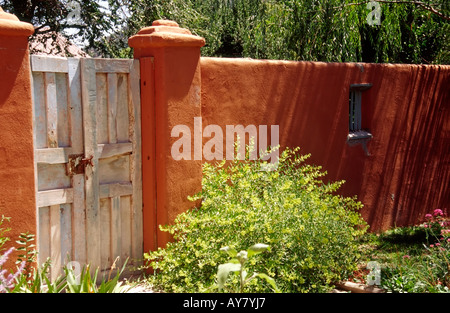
[67,154,94,176]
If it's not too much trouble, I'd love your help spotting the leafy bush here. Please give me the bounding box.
[0,215,11,252]
[145,146,368,292]
[0,220,130,293]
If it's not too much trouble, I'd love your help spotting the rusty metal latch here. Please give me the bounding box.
[67,154,94,176]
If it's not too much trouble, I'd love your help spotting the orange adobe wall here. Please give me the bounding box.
[0,9,36,257]
[130,20,448,247]
[129,20,205,249]
[200,58,449,232]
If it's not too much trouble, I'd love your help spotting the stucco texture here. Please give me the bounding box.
[0,9,36,265]
[200,57,449,231]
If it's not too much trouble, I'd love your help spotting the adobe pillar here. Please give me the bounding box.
[129,20,205,250]
[0,8,36,255]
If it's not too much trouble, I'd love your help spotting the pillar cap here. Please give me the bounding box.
[0,7,34,36]
[128,20,205,49]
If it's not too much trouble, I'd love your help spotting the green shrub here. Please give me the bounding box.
[145,146,368,292]
[0,215,11,252]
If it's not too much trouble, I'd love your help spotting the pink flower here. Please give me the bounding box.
[0,249,25,293]
[435,243,441,247]
[425,214,433,220]
[430,244,434,248]
[0,247,15,268]
[403,255,410,259]
[433,209,443,216]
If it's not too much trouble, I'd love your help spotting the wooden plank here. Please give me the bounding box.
[97,142,132,159]
[99,182,133,199]
[50,204,61,281]
[120,196,131,267]
[100,198,111,270]
[68,58,83,154]
[60,203,72,266]
[68,59,86,265]
[36,147,73,164]
[56,73,70,147]
[94,58,133,73]
[96,73,109,144]
[81,58,101,273]
[71,174,86,265]
[45,72,58,148]
[336,281,385,293]
[31,55,69,73]
[107,73,118,144]
[116,73,129,142]
[350,83,373,91]
[37,206,51,266]
[38,188,74,207]
[356,91,362,131]
[31,69,43,266]
[110,196,122,267]
[32,72,48,149]
[99,155,130,185]
[129,59,144,261]
[349,92,354,131]
[37,163,71,191]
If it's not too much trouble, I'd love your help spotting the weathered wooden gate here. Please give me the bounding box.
[31,55,143,279]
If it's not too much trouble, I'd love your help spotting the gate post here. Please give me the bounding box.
[0,8,36,260]
[129,20,205,250]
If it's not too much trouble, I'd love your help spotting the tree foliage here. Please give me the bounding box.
[120,0,449,64]
[0,0,121,56]
[0,0,448,63]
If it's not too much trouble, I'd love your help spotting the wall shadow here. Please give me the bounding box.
[200,58,449,231]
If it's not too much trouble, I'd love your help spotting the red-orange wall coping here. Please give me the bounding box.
[0,7,34,36]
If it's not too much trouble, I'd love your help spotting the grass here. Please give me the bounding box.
[351,222,450,293]
[359,225,429,263]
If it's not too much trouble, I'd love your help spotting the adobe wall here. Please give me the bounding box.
[200,57,449,231]
[129,20,205,248]
[0,9,36,260]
